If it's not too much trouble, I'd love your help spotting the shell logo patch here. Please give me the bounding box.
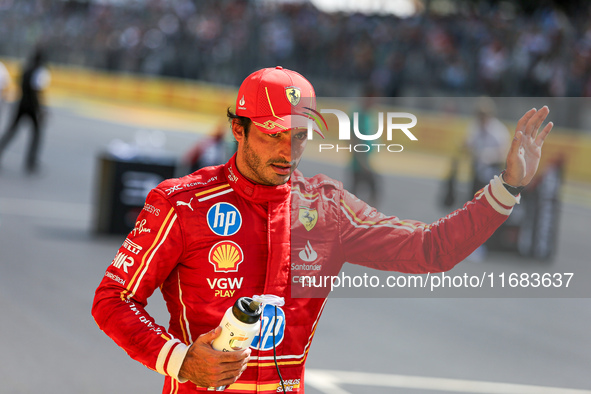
[209,241,244,272]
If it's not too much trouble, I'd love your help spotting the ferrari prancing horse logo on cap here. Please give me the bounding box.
[285,86,301,106]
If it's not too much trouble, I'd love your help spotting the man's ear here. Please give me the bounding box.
[232,119,246,144]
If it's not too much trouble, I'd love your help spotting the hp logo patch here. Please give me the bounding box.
[251,304,286,351]
[207,202,242,236]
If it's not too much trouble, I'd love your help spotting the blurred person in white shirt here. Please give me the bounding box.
[0,60,10,121]
[465,97,511,197]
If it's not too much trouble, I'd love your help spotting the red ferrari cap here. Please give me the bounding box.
[235,66,324,138]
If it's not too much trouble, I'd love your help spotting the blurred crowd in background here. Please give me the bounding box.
[1,0,591,97]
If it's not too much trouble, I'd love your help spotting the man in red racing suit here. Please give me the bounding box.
[92,67,553,393]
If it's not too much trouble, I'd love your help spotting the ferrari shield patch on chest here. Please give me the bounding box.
[298,207,318,231]
[285,86,301,106]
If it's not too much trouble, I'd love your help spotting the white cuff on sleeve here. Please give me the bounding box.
[168,342,190,383]
[484,175,521,215]
[156,338,190,383]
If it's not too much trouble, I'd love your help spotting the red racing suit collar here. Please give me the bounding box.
[223,154,291,204]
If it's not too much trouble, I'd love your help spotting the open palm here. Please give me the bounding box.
[504,106,553,187]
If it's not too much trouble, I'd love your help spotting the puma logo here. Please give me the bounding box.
[176,198,194,211]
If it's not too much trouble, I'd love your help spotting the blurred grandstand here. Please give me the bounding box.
[1,0,591,97]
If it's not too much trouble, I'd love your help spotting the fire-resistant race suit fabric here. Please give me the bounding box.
[92,154,519,393]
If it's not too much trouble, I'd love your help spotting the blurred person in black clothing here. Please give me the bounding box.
[0,48,50,174]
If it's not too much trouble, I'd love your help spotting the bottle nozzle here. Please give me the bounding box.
[248,300,261,313]
[232,297,262,323]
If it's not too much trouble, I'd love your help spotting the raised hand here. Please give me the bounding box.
[503,106,553,187]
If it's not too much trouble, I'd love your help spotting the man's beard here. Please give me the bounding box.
[243,138,295,186]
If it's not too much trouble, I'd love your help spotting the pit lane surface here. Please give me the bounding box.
[0,98,589,393]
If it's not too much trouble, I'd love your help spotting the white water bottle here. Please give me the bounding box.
[212,297,262,352]
[209,297,262,391]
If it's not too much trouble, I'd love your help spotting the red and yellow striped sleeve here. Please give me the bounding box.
[339,175,519,273]
[92,188,188,381]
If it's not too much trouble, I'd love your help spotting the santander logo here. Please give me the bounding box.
[299,240,318,263]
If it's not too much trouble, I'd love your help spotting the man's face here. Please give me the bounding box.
[235,123,308,186]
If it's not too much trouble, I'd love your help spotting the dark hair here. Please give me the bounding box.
[227,108,252,138]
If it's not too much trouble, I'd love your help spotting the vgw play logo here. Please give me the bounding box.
[304,107,418,153]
